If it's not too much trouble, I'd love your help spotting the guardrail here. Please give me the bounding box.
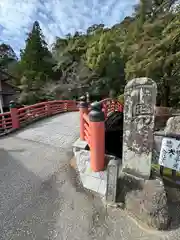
[0,100,78,135]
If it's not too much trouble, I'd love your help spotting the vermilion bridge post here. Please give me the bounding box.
[89,102,105,171]
[10,100,20,129]
[78,97,125,172]
[79,98,106,171]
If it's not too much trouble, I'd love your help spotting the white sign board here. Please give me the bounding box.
[159,137,180,171]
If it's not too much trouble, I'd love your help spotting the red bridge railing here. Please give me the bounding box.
[0,97,124,174]
[83,113,91,146]
[0,100,78,135]
[79,98,124,172]
[100,98,124,119]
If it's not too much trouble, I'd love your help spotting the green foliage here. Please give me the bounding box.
[125,0,180,106]
[1,1,180,106]
[16,21,56,104]
[0,43,17,70]
[52,24,125,98]
[117,94,124,105]
[20,21,54,75]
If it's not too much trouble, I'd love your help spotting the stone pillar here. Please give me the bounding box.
[106,158,119,204]
[122,78,157,179]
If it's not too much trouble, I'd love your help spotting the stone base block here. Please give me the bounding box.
[117,172,170,230]
[72,138,88,156]
[71,149,108,196]
[71,142,120,198]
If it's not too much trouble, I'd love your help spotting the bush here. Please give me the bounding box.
[117,94,124,104]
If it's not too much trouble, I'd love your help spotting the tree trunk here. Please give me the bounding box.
[162,77,171,107]
[163,84,170,107]
[162,65,172,107]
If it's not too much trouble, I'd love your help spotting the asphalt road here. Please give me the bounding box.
[0,112,179,240]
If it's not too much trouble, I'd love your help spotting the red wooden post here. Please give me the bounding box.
[46,102,51,116]
[89,102,105,172]
[64,102,68,111]
[79,96,88,141]
[103,102,107,119]
[9,100,20,129]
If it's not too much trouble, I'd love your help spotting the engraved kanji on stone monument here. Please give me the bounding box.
[122,78,157,179]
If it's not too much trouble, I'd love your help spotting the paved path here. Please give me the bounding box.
[0,112,179,240]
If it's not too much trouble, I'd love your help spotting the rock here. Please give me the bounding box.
[155,106,172,131]
[117,173,170,230]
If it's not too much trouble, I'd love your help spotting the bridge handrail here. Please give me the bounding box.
[0,100,78,135]
[100,98,124,119]
[83,112,91,147]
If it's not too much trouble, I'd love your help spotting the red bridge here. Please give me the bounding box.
[0,98,123,172]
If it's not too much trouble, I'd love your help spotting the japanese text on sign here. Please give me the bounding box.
[159,137,180,171]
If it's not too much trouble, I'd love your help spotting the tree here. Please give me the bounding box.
[8,1,180,106]
[0,43,17,71]
[20,21,54,79]
[18,21,56,104]
[125,0,179,106]
[85,29,125,94]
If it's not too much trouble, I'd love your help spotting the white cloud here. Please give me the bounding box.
[0,0,138,55]
[0,0,38,32]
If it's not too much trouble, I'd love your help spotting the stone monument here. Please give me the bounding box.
[122,77,157,179]
[117,78,170,230]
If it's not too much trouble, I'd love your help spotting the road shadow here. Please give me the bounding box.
[0,148,61,240]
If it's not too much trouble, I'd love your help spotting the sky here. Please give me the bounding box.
[0,0,138,56]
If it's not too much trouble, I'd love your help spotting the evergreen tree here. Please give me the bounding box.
[18,21,55,104]
[20,21,53,79]
[6,1,180,106]
[125,0,179,106]
[0,43,17,71]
